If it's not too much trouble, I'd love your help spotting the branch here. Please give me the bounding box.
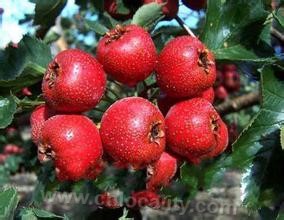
[175,15,196,38]
[271,27,284,43]
[216,92,260,116]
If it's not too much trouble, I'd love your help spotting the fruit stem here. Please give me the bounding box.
[175,15,196,38]
[106,87,120,100]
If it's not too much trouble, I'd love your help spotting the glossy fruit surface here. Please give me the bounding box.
[147,152,177,191]
[129,190,167,209]
[42,49,106,113]
[100,97,165,169]
[156,36,216,98]
[165,98,228,164]
[39,115,103,181]
[97,25,157,87]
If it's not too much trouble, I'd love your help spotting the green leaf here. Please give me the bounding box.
[0,96,17,129]
[0,35,51,92]
[131,3,164,30]
[19,209,37,220]
[116,0,130,14]
[230,66,284,209]
[19,208,63,220]
[214,45,276,62]
[281,126,284,150]
[273,8,284,28]
[33,0,67,28]
[201,0,267,50]
[85,19,109,36]
[0,188,19,220]
[32,208,63,219]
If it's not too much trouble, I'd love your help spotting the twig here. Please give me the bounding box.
[271,27,284,43]
[216,92,260,116]
[175,15,196,38]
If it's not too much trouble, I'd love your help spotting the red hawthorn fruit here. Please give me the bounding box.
[100,97,165,169]
[157,87,214,116]
[98,192,121,209]
[97,24,157,87]
[143,0,179,19]
[182,0,207,10]
[21,87,32,96]
[42,49,106,113]
[104,0,133,20]
[0,154,8,164]
[39,115,103,181]
[156,36,216,98]
[214,86,228,101]
[146,152,177,191]
[3,144,23,155]
[222,64,237,72]
[30,105,54,144]
[165,98,228,164]
[223,70,240,92]
[129,190,168,209]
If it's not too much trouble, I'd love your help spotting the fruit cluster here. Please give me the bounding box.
[214,64,241,101]
[30,23,228,208]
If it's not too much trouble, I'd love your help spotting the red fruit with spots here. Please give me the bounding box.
[182,0,207,10]
[147,152,177,191]
[214,85,228,101]
[143,0,179,19]
[104,0,133,20]
[156,36,216,99]
[165,98,228,164]
[157,87,214,115]
[39,115,103,181]
[3,144,23,155]
[98,192,121,209]
[42,49,106,113]
[97,24,157,87]
[30,105,54,144]
[100,97,165,169]
[223,70,240,92]
[129,190,168,209]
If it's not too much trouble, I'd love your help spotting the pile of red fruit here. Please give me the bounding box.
[0,144,23,164]
[214,64,241,101]
[30,23,228,208]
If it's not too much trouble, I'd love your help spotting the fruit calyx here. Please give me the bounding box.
[105,24,127,44]
[210,115,220,133]
[149,121,165,144]
[197,49,214,74]
[45,61,60,88]
[38,143,55,162]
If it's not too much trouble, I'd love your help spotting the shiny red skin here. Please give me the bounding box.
[40,115,103,181]
[100,97,165,169]
[30,105,54,144]
[156,36,216,98]
[182,0,206,10]
[147,152,177,191]
[104,0,133,20]
[97,25,157,87]
[143,0,179,19]
[129,190,167,209]
[223,70,240,92]
[157,87,214,116]
[3,144,23,155]
[42,49,106,113]
[165,98,228,164]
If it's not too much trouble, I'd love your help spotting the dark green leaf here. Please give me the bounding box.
[19,209,37,220]
[0,96,17,129]
[85,20,109,36]
[214,45,276,62]
[0,188,19,220]
[131,3,164,30]
[201,0,267,50]
[0,35,51,91]
[33,0,67,28]
[32,208,63,219]
[116,0,130,14]
[273,8,284,28]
